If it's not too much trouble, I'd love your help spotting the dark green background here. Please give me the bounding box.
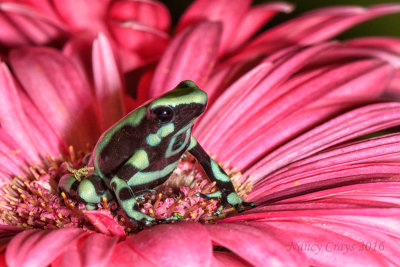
[159,0,400,39]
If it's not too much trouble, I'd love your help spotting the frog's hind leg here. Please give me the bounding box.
[59,174,112,210]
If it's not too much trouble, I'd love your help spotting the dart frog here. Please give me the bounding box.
[59,80,254,227]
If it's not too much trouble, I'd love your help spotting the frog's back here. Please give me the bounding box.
[92,106,148,176]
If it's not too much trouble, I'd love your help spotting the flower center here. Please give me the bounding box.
[0,147,252,235]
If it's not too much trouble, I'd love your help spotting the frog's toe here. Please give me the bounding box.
[135,195,146,202]
[212,205,224,216]
[143,220,154,227]
[155,215,179,224]
[242,201,256,208]
[234,204,245,213]
[195,192,208,199]
[85,203,98,210]
[233,201,256,213]
[132,218,154,229]
[134,189,156,202]
[195,191,222,200]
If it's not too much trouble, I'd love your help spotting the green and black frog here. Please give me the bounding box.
[59,80,254,227]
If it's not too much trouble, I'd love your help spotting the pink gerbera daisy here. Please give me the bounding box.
[0,0,171,71]
[1,0,400,266]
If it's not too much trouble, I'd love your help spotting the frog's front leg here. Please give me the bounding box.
[110,175,156,227]
[188,137,255,214]
[110,153,178,227]
[58,174,112,210]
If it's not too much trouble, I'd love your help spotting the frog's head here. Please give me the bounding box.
[147,80,207,129]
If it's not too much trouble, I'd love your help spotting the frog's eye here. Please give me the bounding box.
[152,106,175,123]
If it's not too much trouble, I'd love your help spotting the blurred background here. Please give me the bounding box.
[159,0,400,39]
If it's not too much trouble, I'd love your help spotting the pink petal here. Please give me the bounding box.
[387,74,400,99]
[108,240,151,267]
[247,103,400,184]
[0,2,66,47]
[19,90,67,156]
[265,133,400,185]
[222,205,400,266]
[0,225,21,249]
[266,220,398,266]
[198,39,399,167]
[278,182,400,206]
[0,63,41,162]
[5,228,88,267]
[52,0,110,33]
[150,21,221,97]
[201,57,395,170]
[247,132,400,203]
[52,233,119,267]
[212,251,249,267]
[9,47,101,150]
[0,129,32,177]
[4,0,61,21]
[253,163,400,205]
[226,2,294,54]
[109,20,169,61]
[202,61,274,108]
[176,0,250,54]
[197,43,335,141]
[311,44,400,70]
[0,253,5,267]
[225,208,400,234]
[346,37,400,54]
[114,223,212,266]
[206,222,307,266]
[296,4,400,44]
[260,210,400,266]
[62,34,96,86]
[92,34,124,131]
[207,36,400,105]
[116,47,147,72]
[232,4,400,63]
[84,210,126,237]
[109,0,170,32]
[78,234,119,267]
[196,43,335,159]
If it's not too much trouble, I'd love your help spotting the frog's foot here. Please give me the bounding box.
[195,191,222,200]
[59,173,112,211]
[212,201,255,216]
[111,176,178,229]
[195,191,225,216]
[233,201,256,213]
[131,215,179,230]
[125,212,155,230]
[225,192,256,213]
[85,203,98,210]
[213,205,224,216]
[129,218,149,231]
[58,174,79,197]
[154,215,179,224]
[196,191,256,215]
[241,201,256,208]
